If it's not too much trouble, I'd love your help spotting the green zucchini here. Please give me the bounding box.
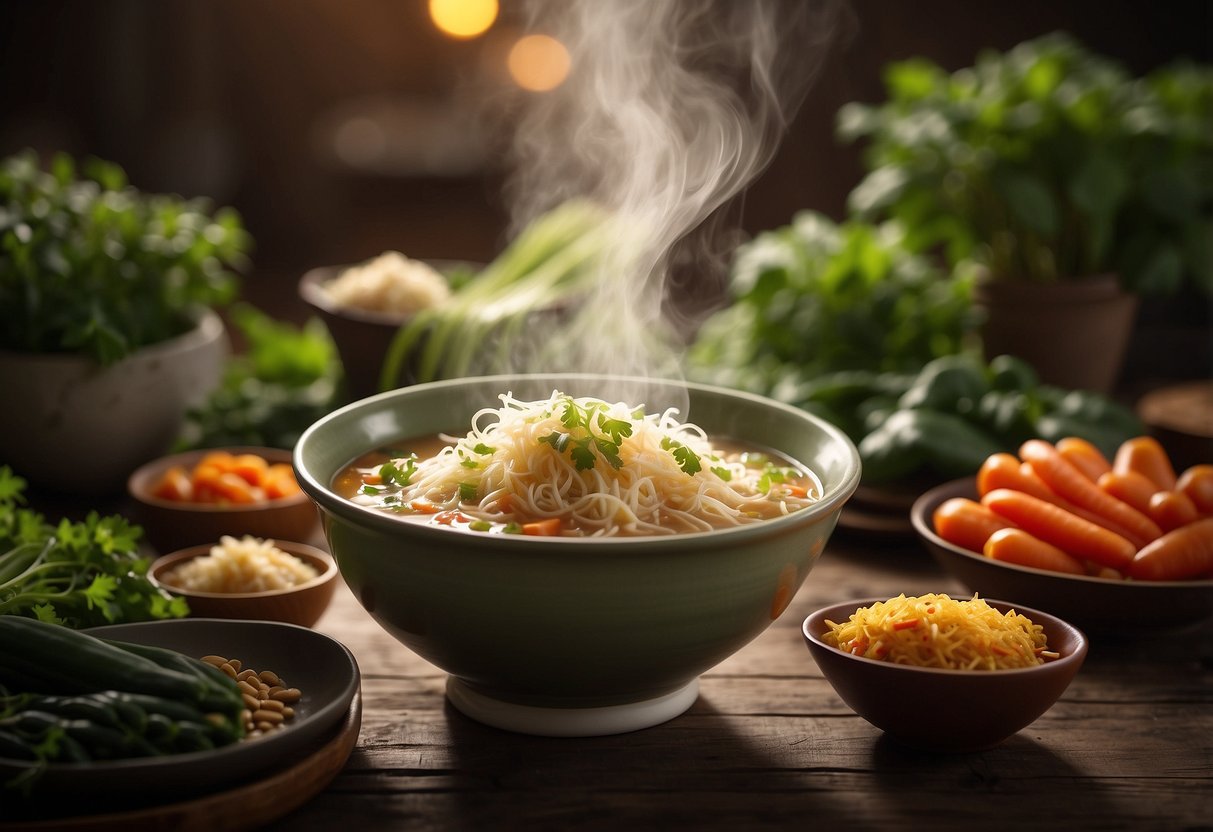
[0,617,206,703]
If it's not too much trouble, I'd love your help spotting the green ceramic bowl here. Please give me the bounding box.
[294,374,860,736]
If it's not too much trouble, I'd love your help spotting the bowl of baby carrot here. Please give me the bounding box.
[128,447,321,553]
[911,435,1213,630]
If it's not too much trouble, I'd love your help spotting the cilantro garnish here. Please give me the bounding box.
[538,397,633,471]
[458,482,478,502]
[661,437,702,475]
[757,463,796,495]
[379,455,418,486]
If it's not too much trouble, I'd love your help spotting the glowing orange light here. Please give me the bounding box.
[429,0,498,40]
[507,34,571,92]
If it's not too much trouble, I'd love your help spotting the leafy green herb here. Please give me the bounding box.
[838,32,1212,296]
[687,211,979,399]
[0,150,250,364]
[757,464,796,495]
[458,482,478,502]
[179,304,341,451]
[0,467,187,627]
[473,443,496,455]
[660,437,702,475]
[538,397,633,471]
[360,485,381,496]
[711,466,733,481]
[380,456,418,487]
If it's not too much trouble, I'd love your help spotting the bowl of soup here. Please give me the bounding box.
[294,374,860,736]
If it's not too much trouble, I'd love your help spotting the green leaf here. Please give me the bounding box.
[885,58,947,100]
[1129,243,1184,295]
[570,444,597,471]
[379,456,418,487]
[993,170,1058,236]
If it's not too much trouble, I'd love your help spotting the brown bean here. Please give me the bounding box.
[271,687,302,704]
[259,699,285,713]
[258,670,282,686]
[282,706,295,719]
[251,709,284,725]
[201,655,228,668]
[218,662,238,680]
[236,669,258,682]
[241,693,260,711]
[237,680,259,698]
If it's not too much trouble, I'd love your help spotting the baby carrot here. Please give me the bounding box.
[1020,439,1162,547]
[1177,465,1213,515]
[981,488,1137,571]
[1112,436,1177,492]
[1148,490,1200,533]
[1127,517,1213,581]
[1056,437,1112,482]
[933,497,1015,553]
[1097,470,1159,515]
[977,453,1046,498]
[984,527,1086,576]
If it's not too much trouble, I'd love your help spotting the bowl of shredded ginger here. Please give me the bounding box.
[151,536,339,627]
[803,593,1087,752]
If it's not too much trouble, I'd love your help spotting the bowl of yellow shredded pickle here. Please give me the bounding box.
[151,536,338,627]
[802,593,1088,751]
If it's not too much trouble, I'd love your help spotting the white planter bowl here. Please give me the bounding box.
[0,309,228,495]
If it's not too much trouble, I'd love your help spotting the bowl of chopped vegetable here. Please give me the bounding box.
[912,477,1213,631]
[149,537,339,627]
[127,446,321,553]
[803,594,1088,752]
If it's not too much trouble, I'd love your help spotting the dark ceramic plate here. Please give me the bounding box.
[0,619,360,802]
[911,477,1213,631]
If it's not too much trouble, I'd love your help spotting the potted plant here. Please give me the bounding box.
[0,150,251,494]
[837,32,1213,393]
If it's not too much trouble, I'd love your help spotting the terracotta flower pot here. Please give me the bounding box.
[0,309,228,496]
[974,274,1139,394]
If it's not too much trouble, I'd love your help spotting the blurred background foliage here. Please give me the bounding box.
[1,0,1208,394]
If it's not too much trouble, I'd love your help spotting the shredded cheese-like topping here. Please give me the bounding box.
[822,593,1053,670]
[163,535,318,594]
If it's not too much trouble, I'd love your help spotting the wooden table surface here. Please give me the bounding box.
[275,525,1213,832]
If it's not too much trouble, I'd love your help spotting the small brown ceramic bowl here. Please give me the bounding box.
[127,446,321,553]
[298,260,479,402]
[803,597,1087,752]
[911,477,1213,631]
[149,541,339,627]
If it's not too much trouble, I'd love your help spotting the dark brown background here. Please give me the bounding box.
[2,0,1210,387]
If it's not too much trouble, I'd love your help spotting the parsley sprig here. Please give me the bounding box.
[660,437,702,475]
[0,466,187,627]
[538,397,634,471]
[536,395,709,477]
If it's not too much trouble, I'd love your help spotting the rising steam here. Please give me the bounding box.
[500,0,842,388]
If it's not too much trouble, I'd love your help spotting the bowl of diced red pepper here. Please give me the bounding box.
[127,447,321,553]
